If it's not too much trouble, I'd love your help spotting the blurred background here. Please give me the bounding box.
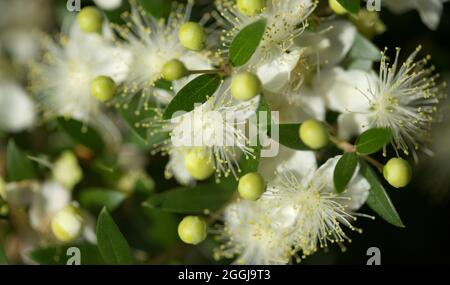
[1,0,449,265]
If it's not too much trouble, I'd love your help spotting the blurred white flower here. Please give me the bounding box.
[113,0,215,108]
[30,24,130,123]
[0,80,36,132]
[214,199,293,265]
[384,0,449,30]
[52,151,82,191]
[93,0,123,11]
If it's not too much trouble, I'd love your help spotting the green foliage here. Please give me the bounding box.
[336,0,361,14]
[163,74,222,120]
[334,152,358,193]
[78,188,126,212]
[96,208,134,265]
[229,19,267,66]
[143,184,235,214]
[356,128,392,155]
[361,161,405,228]
[271,123,310,150]
[57,117,105,152]
[6,140,36,182]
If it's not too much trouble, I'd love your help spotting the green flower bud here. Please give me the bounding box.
[51,205,84,243]
[184,148,215,180]
[162,59,188,81]
[238,172,266,201]
[299,120,329,149]
[383,158,412,188]
[329,0,347,15]
[177,216,207,245]
[90,75,117,102]
[178,22,206,51]
[77,6,103,34]
[231,72,261,101]
[237,0,266,16]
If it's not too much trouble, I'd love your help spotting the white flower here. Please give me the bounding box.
[263,155,370,258]
[30,24,131,123]
[0,80,36,132]
[214,199,293,265]
[93,0,123,11]
[150,80,260,182]
[383,0,449,30]
[52,151,83,191]
[113,0,215,108]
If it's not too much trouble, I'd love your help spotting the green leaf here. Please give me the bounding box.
[163,74,222,120]
[78,188,126,212]
[96,208,134,265]
[361,161,405,227]
[0,243,8,265]
[347,59,373,71]
[239,96,270,174]
[57,117,105,152]
[334,152,359,193]
[229,18,267,67]
[336,0,361,14]
[6,140,36,182]
[349,33,381,61]
[356,128,392,155]
[28,244,105,265]
[143,184,235,214]
[271,123,310,150]
[137,0,173,19]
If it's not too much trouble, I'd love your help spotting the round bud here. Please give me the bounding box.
[77,6,103,34]
[383,158,412,188]
[184,148,215,180]
[299,120,329,149]
[177,216,207,245]
[328,0,348,15]
[231,72,261,101]
[237,0,266,16]
[238,172,266,201]
[90,75,116,102]
[51,205,84,243]
[178,22,206,51]
[162,59,188,81]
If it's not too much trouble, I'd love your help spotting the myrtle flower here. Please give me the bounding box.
[262,155,370,259]
[148,81,260,183]
[52,151,83,191]
[214,199,293,265]
[112,0,216,108]
[30,24,130,123]
[365,46,444,157]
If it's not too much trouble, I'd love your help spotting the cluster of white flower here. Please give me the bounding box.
[0,0,448,265]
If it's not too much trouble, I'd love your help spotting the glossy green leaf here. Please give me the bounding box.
[229,18,267,66]
[143,184,235,214]
[28,244,105,265]
[271,123,310,150]
[361,161,405,228]
[349,33,381,61]
[356,128,392,155]
[137,0,173,19]
[336,0,361,14]
[96,208,134,265]
[163,74,222,120]
[334,152,359,193]
[6,140,36,182]
[78,188,126,212]
[57,117,105,152]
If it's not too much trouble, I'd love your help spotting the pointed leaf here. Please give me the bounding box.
[6,140,36,182]
[229,18,267,66]
[356,128,392,155]
[334,152,358,193]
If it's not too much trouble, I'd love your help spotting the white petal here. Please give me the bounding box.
[0,81,36,132]
[313,156,370,211]
[337,113,371,140]
[314,67,376,113]
[93,0,123,10]
[257,48,302,93]
[416,0,444,30]
[165,149,195,186]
